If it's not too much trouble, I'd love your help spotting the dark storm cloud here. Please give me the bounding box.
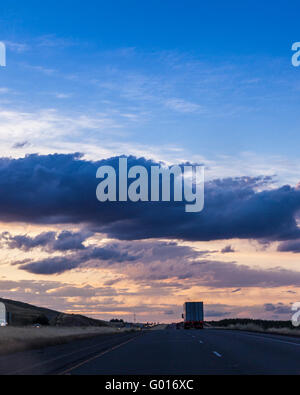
[264,303,291,315]
[1,230,91,252]
[15,239,210,275]
[277,239,300,253]
[6,225,300,286]
[50,230,90,251]
[19,256,79,275]
[17,237,300,287]
[0,153,299,243]
[221,245,235,253]
[0,153,146,226]
[1,231,56,250]
[19,244,140,275]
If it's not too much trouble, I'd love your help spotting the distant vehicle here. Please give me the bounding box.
[183,302,204,329]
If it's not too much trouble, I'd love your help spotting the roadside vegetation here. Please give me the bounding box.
[0,326,133,355]
[209,318,300,336]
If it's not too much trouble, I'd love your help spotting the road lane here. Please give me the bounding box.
[1,328,300,375]
[0,331,141,375]
[192,329,300,374]
[62,329,300,375]
[62,330,241,375]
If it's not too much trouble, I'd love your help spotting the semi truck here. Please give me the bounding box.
[183,302,204,329]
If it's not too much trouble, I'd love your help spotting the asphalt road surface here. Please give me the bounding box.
[1,328,300,375]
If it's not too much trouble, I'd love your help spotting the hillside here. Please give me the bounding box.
[0,298,109,327]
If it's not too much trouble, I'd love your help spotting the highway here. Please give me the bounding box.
[0,328,300,375]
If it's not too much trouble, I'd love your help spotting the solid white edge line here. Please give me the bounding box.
[59,336,138,375]
[233,332,300,347]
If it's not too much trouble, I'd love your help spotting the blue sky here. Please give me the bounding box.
[0,1,300,179]
[1,2,300,322]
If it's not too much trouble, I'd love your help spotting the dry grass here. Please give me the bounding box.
[0,326,133,355]
[224,323,300,337]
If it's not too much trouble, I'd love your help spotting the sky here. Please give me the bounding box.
[0,1,300,323]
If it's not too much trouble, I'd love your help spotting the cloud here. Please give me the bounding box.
[36,35,76,49]
[12,235,300,288]
[0,109,123,159]
[190,261,300,288]
[18,243,139,275]
[5,41,29,53]
[12,141,30,149]
[22,64,57,75]
[264,303,291,315]
[221,245,235,253]
[15,239,209,275]
[0,278,128,300]
[47,285,119,298]
[55,93,72,99]
[0,88,11,94]
[128,253,300,289]
[0,278,295,322]
[0,154,299,246]
[0,279,130,316]
[204,302,295,320]
[277,239,300,253]
[1,230,91,252]
[205,310,231,318]
[163,310,175,315]
[165,98,205,114]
